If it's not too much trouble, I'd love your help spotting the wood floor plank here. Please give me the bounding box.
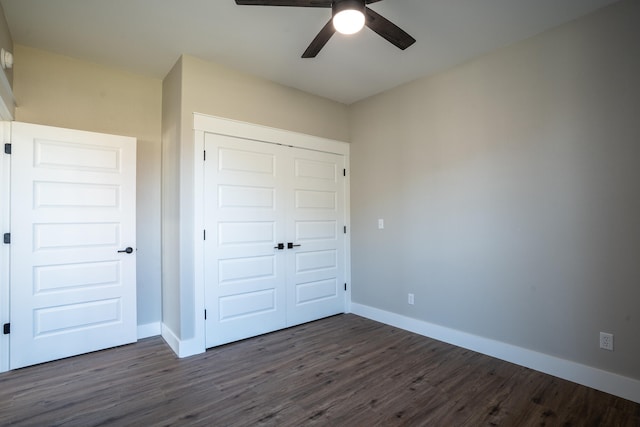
[0,314,638,426]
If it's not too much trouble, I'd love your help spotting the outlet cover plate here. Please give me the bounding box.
[600,332,614,351]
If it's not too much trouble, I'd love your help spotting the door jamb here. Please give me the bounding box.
[0,121,11,372]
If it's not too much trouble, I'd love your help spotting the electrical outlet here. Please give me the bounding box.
[408,293,414,305]
[600,332,614,351]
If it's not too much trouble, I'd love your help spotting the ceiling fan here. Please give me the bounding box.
[235,0,416,58]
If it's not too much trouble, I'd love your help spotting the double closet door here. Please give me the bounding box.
[204,133,347,347]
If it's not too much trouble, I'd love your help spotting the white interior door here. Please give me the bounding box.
[9,122,137,369]
[204,132,346,348]
[286,149,346,326]
[204,134,287,347]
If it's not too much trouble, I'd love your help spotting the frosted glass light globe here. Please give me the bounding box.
[333,9,365,35]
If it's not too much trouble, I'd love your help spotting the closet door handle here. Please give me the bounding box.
[118,247,134,254]
[287,243,301,249]
[274,243,285,250]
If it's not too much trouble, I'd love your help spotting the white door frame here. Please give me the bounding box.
[192,113,351,354]
[0,122,10,372]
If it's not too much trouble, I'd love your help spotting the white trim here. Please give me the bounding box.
[192,128,206,356]
[175,336,206,358]
[0,122,10,372]
[161,323,205,358]
[193,113,349,156]
[161,323,180,356]
[351,303,640,404]
[343,156,352,313]
[137,322,161,339]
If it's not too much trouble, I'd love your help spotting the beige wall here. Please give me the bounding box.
[349,0,640,380]
[181,55,349,143]
[13,45,163,328]
[162,54,350,340]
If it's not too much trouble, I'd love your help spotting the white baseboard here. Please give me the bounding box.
[160,323,205,358]
[351,302,640,404]
[160,323,180,356]
[137,322,161,339]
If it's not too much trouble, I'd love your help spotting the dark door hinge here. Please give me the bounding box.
[344,226,347,234]
[3,233,9,244]
[203,150,206,161]
[203,230,206,240]
[3,323,9,335]
[204,310,207,320]
[4,143,10,154]
[344,283,347,291]
[343,169,346,177]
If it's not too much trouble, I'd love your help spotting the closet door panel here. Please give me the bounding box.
[286,150,346,326]
[204,134,287,347]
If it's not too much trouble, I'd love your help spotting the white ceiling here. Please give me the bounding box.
[0,0,619,104]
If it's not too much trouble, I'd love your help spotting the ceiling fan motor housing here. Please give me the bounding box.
[332,0,365,17]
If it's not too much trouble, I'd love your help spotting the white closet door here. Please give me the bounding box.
[204,132,346,348]
[204,134,287,347]
[9,122,137,369]
[286,149,346,326]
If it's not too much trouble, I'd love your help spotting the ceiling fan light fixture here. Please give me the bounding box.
[332,0,365,35]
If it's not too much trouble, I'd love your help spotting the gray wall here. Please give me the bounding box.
[349,0,640,380]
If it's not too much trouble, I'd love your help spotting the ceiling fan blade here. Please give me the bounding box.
[302,19,335,58]
[235,0,331,6]
[365,7,416,50]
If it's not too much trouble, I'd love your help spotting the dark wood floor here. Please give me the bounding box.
[1,314,639,426]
